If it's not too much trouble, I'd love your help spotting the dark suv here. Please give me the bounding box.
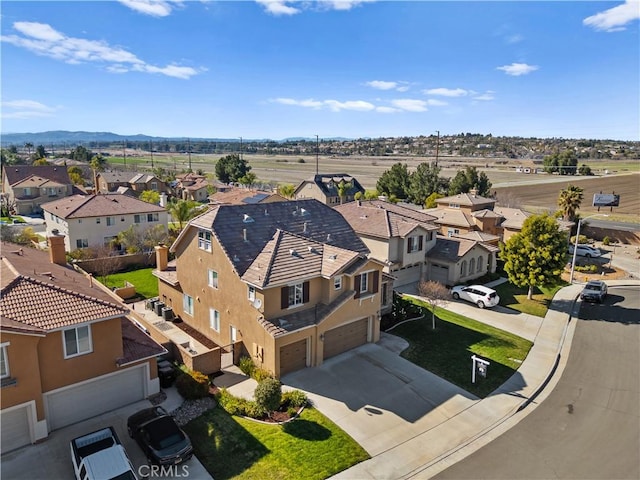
[580,280,608,303]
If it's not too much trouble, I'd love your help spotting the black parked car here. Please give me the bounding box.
[127,406,193,466]
[580,280,608,303]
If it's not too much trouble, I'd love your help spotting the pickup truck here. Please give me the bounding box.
[70,426,137,480]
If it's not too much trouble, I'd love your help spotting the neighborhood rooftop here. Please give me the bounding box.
[42,193,166,219]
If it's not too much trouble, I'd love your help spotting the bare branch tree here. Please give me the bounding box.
[418,280,450,329]
[88,244,123,283]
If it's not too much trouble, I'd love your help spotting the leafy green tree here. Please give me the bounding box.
[278,184,296,199]
[407,163,449,206]
[336,180,353,204]
[254,378,282,417]
[215,154,251,184]
[578,164,593,176]
[71,145,93,162]
[376,163,410,199]
[168,199,200,232]
[35,145,46,159]
[363,189,379,200]
[90,154,106,192]
[238,171,258,188]
[557,184,583,222]
[67,166,85,186]
[500,214,568,299]
[32,158,49,166]
[140,190,161,205]
[543,150,577,175]
[448,166,492,197]
[425,192,444,208]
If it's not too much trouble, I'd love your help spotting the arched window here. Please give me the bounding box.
[477,255,483,272]
[460,260,467,277]
[469,258,476,275]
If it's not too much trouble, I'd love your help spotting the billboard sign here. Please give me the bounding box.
[593,193,620,207]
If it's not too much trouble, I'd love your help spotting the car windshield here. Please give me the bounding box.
[585,282,602,290]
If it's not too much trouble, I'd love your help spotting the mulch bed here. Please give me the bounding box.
[173,320,219,349]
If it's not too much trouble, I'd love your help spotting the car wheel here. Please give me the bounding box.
[452,292,460,300]
[477,301,485,309]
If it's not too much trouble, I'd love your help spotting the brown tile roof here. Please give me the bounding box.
[436,192,496,208]
[424,208,476,228]
[493,207,530,229]
[12,176,66,189]
[473,209,502,219]
[427,237,496,264]
[120,318,166,364]
[181,199,369,277]
[96,171,139,183]
[209,188,284,205]
[454,231,500,242]
[3,165,71,186]
[41,193,165,219]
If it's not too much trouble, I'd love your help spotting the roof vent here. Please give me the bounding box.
[289,249,297,256]
[233,254,240,262]
[243,214,254,223]
[326,233,332,242]
[264,209,269,216]
[300,208,308,216]
[329,254,337,261]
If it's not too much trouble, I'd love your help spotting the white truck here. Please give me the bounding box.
[70,426,138,480]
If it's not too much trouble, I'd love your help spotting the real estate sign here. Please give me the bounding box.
[593,193,620,207]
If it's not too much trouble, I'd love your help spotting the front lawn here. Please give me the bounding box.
[493,282,565,317]
[99,268,158,299]
[183,406,369,480]
[392,301,533,398]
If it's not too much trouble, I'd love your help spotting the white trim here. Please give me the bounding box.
[0,343,9,379]
[62,324,93,359]
[47,315,125,333]
[0,400,41,446]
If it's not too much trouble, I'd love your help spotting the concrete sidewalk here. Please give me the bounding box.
[333,280,639,479]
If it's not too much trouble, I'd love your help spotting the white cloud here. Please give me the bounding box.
[376,106,400,113]
[272,98,324,108]
[319,1,374,11]
[118,0,183,17]
[583,0,640,32]
[255,1,301,15]
[256,0,374,15]
[423,87,469,97]
[496,62,539,76]
[473,91,495,101]
[365,80,398,90]
[0,22,200,79]
[390,99,428,112]
[324,99,375,112]
[1,100,58,119]
[426,99,448,106]
[506,34,523,44]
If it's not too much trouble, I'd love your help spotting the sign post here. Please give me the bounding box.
[471,355,490,384]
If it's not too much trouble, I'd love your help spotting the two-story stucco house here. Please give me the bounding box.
[153,199,384,378]
[294,173,365,206]
[41,193,168,252]
[0,237,165,452]
[2,165,75,215]
[96,171,171,196]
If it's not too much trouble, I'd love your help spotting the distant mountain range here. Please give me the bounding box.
[0,131,351,146]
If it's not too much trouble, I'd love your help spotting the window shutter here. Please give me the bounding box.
[418,235,423,251]
[407,239,411,254]
[354,275,361,299]
[372,271,379,294]
[281,287,288,309]
[303,281,310,303]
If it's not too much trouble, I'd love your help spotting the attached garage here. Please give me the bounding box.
[323,318,369,360]
[280,339,307,376]
[392,264,422,288]
[0,404,32,452]
[428,263,449,285]
[44,364,147,431]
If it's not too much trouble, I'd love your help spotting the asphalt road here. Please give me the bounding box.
[589,219,640,232]
[434,286,640,480]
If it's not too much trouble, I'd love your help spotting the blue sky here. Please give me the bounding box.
[1,1,639,140]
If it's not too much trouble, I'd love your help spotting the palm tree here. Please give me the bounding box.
[558,184,584,222]
[168,199,199,232]
[336,180,353,205]
[279,184,295,199]
[24,142,33,158]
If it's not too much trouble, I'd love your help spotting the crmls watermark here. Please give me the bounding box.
[138,464,190,478]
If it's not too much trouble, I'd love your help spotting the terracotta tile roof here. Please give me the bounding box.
[454,231,500,242]
[209,188,284,205]
[182,199,369,277]
[473,209,502,219]
[183,179,209,192]
[41,193,165,219]
[493,207,530,229]
[3,165,71,186]
[427,237,496,264]
[97,171,138,183]
[1,275,128,330]
[12,176,66,189]
[241,230,360,288]
[120,318,166,364]
[436,192,496,208]
[424,208,476,228]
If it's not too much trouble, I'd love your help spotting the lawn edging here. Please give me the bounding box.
[384,313,426,333]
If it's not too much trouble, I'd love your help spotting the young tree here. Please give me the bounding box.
[67,166,85,186]
[35,145,46,159]
[376,162,410,199]
[407,163,448,206]
[140,190,161,205]
[238,171,258,188]
[87,244,123,283]
[336,180,353,204]
[500,214,568,299]
[32,158,49,166]
[578,164,593,176]
[167,199,200,232]
[557,184,584,222]
[363,189,379,200]
[278,184,296,199]
[254,378,282,418]
[418,280,450,329]
[215,154,251,184]
[425,192,444,209]
[448,166,492,197]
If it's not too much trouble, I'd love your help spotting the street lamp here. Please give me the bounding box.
[569,213,608,283]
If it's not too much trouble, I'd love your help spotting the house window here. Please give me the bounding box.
[134,214,143,224]
[447,228,460,237]
[208,269,218,288]
[281,282,309,309]
[147,213,159,222]
[354,271,380,299]
[151,182,158,191]
[407,235,423,253]
[106,216,115,226]
[477,255,484,272]
[470,258,476,274]
[96,218,101,224]
[334,276,342,290]
[209,308,220,332]
[449,203,460,208]
[183,294,194,316]
[0,343,9,379]
[460,260,468,277]
[359,272,368,293]
[198,230,212,252]
[76,239,89,248]
[248,285,256,302]
[63,325,92,358]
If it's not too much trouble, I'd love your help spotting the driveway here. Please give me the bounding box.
[282,339,478,456]
[0,399,210,480]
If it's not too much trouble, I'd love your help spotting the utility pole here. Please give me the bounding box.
[316,135,319,175]
[123,140,127,168]
[435,130,440,167]
[239,137,243,161]
[150,139,154,168]
[188,138,192,172]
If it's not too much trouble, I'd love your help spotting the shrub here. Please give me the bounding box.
[253,367,274,382]
[570,234,589,245]
[175,369,209,400]
[217,388,250,415]
[239,356,255,377]
[575,264,598,273]
[602,236,611,246]
[297,158,306,163]
[245,401,268,419]
[282,389,307,408]
[254,378,282,414]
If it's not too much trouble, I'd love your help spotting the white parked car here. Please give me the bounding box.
[568,244,602,258]
[451,285,500,309]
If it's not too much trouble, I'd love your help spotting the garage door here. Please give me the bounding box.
[45,365,146,431]
[392,265,422,288]
[429,263,449,285]
[323,318,369,360]
[0,405,31,452]
[280,339,307,376]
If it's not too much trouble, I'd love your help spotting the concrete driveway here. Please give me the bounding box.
[0,399,210,480]
[282,339,478,456]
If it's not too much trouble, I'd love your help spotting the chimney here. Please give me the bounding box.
[48,234,67,266]
[469,188,478,197]
[159,192,168,207]
[155,244,169,271]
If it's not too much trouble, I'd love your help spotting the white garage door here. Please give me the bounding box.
[429,263,449,285]
[1,405,32,452]
[45,365,146,431]
[392,265,422,288]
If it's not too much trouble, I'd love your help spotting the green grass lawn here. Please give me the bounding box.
[183,406,369,480]
[99,268,158,299]
[493,282,565,317]
[392,301,533,398]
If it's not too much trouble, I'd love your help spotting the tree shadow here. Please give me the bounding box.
[281,418,332,441]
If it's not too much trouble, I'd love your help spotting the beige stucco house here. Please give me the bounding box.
[153,199,384,378]
[42,193,168,252]
[0,237,165,452]
[96,171,171,196]
[425,237,499,286]
[294,173,365,206]
[2,165,74,215]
